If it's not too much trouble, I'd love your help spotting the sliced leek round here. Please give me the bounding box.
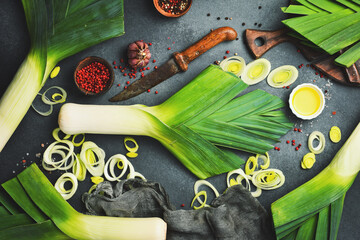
[54,172,78,200]
[329,126,341,143]
[241,58,271,85]
[220,56,246,77]
[301,152,316,169]
[267,65,298,88]
[251,169,285,190]
[193,180,219,206]
[308,131,326,154]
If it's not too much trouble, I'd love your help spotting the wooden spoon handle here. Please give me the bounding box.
[173,27,237,71]
[245,28,291,58]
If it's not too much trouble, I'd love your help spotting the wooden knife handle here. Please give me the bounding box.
[173,27,237,71]
[245,28,291,59]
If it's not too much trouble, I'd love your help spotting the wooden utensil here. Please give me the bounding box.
[245,28,360,86]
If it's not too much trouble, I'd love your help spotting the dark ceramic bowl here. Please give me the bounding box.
[153,0,192,18]
[74,56,114,96]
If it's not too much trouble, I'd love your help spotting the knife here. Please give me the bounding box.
[109,26,237,102]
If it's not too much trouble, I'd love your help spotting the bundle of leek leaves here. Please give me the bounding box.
[0,163,167,239]
[281,0,360,67]
[272,123,360,240]
[0,0,125,151]
[59,65,293,179]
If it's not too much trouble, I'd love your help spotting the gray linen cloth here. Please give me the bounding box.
[82,179,275,240]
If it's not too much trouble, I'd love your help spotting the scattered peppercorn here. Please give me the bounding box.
[286,140,290,144]
[225,17,229,20]
[298,129,302,132]
[258,6,262,9]
[148,43,152,46]
[154,66,158,69]
[146,67,150,70]
[158,0,190,15]
[332,111,337,115]
[207,13,210,16]
[126,81,130,84]
[124,86,127,89]
[168,47,171,50]
[155,91,159,94]
[223,56,227,59]
[286,86,290,89]
[295,147,299,151]
[258,24,262,27]
[152,59,156,63]
[147,89,151,93]
[181,204,185,207]
[294,128,298,131]
[113,61,116,65]
[242,22,245,26]
[226,50,230,54]
[217,17,220,20]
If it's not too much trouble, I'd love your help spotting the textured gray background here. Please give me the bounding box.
[0,0,360,239]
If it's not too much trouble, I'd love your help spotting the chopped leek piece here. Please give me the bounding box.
[54,172,78,200]
[267,65,298,88]
[259,152,270,169]
[245,156,258,175]
[193,180,219,207]
[50,66,60,79]
[191,191,207,210]
[124,137,139,158]
[251,169,285,190]
[104,154,130,181]
[72,154,86,181]
[241,58,271,85]
[72,133,85,147]
[42,140,75,171]
[52,128,71,142]
[301,152,316,169]
[91,176,104,185]
[31,86,67,116]
[79,141,105,177]
[220,56,246,77]
[329,126,342,143]
[308,131,326,154]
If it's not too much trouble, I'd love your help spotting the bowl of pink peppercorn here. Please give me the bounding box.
[74,56,114,96]
[153,0,192,18]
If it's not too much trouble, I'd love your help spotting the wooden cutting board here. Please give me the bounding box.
[245,28,360,86]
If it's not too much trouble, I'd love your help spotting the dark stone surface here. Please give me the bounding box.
[0,1,359,239]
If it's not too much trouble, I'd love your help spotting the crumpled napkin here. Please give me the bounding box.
[82,179,275,240]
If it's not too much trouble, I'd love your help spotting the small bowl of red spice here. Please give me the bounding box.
[74,56,114,96]
[153,0,192,17]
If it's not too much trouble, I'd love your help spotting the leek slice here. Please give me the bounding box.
[193,180,219,207]
[245,156,258,175]
[308,131,326,154]
[220,56,246,77]
[72,133,85,147]
[104,154,129,181]
[79,141,105,177]
[54,172,78,200]
[301,152,316,169]
[259,152,270,169]
[329,126,341,143]
[42,140,75,171]
[124,137,139,158]
[267,65,298,88]
[191,191,207,210]
[72,154,86,181]
[50,66,60,79]
[251,169,285,190]
[31,86,67,116]
[52,128,71,142]
[241,58,271,85]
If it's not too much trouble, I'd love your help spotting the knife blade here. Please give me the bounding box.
[109,26,237,102]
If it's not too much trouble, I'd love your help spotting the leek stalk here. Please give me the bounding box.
[59,65,292,179]
[271,122,360,240]
[0,0,125,152]
[0,164,167,240]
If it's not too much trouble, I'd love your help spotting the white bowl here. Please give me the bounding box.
[289,83,325,120]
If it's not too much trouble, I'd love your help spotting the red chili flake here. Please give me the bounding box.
[126,81,130,84]
[148,43,152,46]
[172,41,175,44]
[121,69,125,73]
[226,50,230,54]
[22,159,26,163]
[146,67,150,70]
[286,140,290,144]
[294,128,298,131]
[168,47,171,50]
[155,91,159,94]
[147,89,151,93]
[286,86,290,89]
[152,59,156,63]
[306,64,310,67]
[155,66,158,69]
[168,37,170,39]
[75,61,110,94]
[320,73,324,78]
[295,147,299,151]
[181,204,185,207]
[113,61,116,65]
[223,56,227,59]
[120,59,124,63]
[332,111,337,115]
